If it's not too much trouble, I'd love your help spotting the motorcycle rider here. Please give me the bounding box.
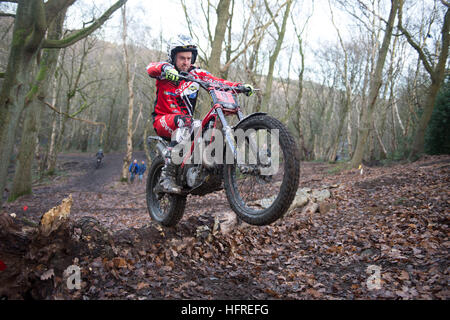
[95,148,104,164]
[146,34,254,194]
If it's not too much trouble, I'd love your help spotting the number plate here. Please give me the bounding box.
[212,90,237,108]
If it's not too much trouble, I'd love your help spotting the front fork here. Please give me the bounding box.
[216,108,239,159]
[216,108,259,169]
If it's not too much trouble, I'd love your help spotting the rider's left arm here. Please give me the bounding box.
[146,62,171,78]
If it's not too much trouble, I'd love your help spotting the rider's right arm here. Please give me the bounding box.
[146,62,171,78]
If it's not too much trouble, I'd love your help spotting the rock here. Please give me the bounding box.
[289,190,310,211]
[311,189,331,202]
[196,225,211,238]
[213,210,238,234]
[251,196,277,209]
[319,201,331,214]
[302,202,319,215]
[361,249,374,258]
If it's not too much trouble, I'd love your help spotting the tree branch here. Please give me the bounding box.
[220,1,288,73]
[41,98,106,129]
[24,1,47,51]
[42,0,127,49]
[44,0,76,26]
[434,7,450,80]
[264,0,280,33]
[397,2,434,76]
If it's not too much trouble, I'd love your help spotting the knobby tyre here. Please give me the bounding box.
[146,157,187,226]
[223,115,300,225]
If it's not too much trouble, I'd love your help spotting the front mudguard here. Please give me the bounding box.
[232,112,267,130]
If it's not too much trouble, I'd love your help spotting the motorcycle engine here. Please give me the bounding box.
[186,166,202,188]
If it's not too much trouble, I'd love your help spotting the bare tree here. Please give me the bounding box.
[0,0,127,206]
[10,8,67,200]
[260,0,293,113]
[398,0,449,160]
[351,0,400,168]
[120,3,138,182]
[181,0,288,116]
[327,0,352,162]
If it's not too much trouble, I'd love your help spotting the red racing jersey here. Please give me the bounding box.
[146,62,242,119]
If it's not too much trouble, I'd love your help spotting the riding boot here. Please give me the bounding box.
[159,153,182,194]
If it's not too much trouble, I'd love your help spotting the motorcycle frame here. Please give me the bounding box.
[148,73,267,171]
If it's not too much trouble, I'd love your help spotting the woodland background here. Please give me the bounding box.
[0,0,449,204]
[0,0,449,301]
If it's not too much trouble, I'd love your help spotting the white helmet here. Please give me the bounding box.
[167,34,198,65]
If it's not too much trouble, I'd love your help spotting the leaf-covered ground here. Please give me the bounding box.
[2,153,449,299]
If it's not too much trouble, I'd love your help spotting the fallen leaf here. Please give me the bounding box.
[112,257,127,268]
[398,270,410,281]
[40,268,54,281]
[306,288,322,298]
[136,282,149,290]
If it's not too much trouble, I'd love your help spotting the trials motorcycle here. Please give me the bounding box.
[146,72,300,227]
[95,156,102,169]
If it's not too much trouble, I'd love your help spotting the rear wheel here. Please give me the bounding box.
[146,157,187,227]
[223,115,300,225]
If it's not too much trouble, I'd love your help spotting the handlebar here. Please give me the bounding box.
[160,71,257,94]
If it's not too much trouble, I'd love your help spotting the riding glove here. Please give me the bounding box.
[243,84,254,96]
[164,65,179,82]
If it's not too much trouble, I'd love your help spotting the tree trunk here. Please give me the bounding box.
[347,114,353,159]
[104,90,119,153]
[327,98,350,162]
[247,35,264,113]
[194,0,232,117]
[9,100,41,200]
[261,0,292,113]
[0,0,47,205]
[406,7,450,160]
[120,4,136,182]
[208,0,231,76]
[10,9,66,200]
[0,0,127,205]
[351,0,399,168]
[45,55,64,172]
[409,80,444,160]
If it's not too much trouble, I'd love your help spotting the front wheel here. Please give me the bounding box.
[146,157,187,227]
[223,115,300,225]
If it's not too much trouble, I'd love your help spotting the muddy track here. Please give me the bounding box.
[41,151,147,193]
[2,151,149,228]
